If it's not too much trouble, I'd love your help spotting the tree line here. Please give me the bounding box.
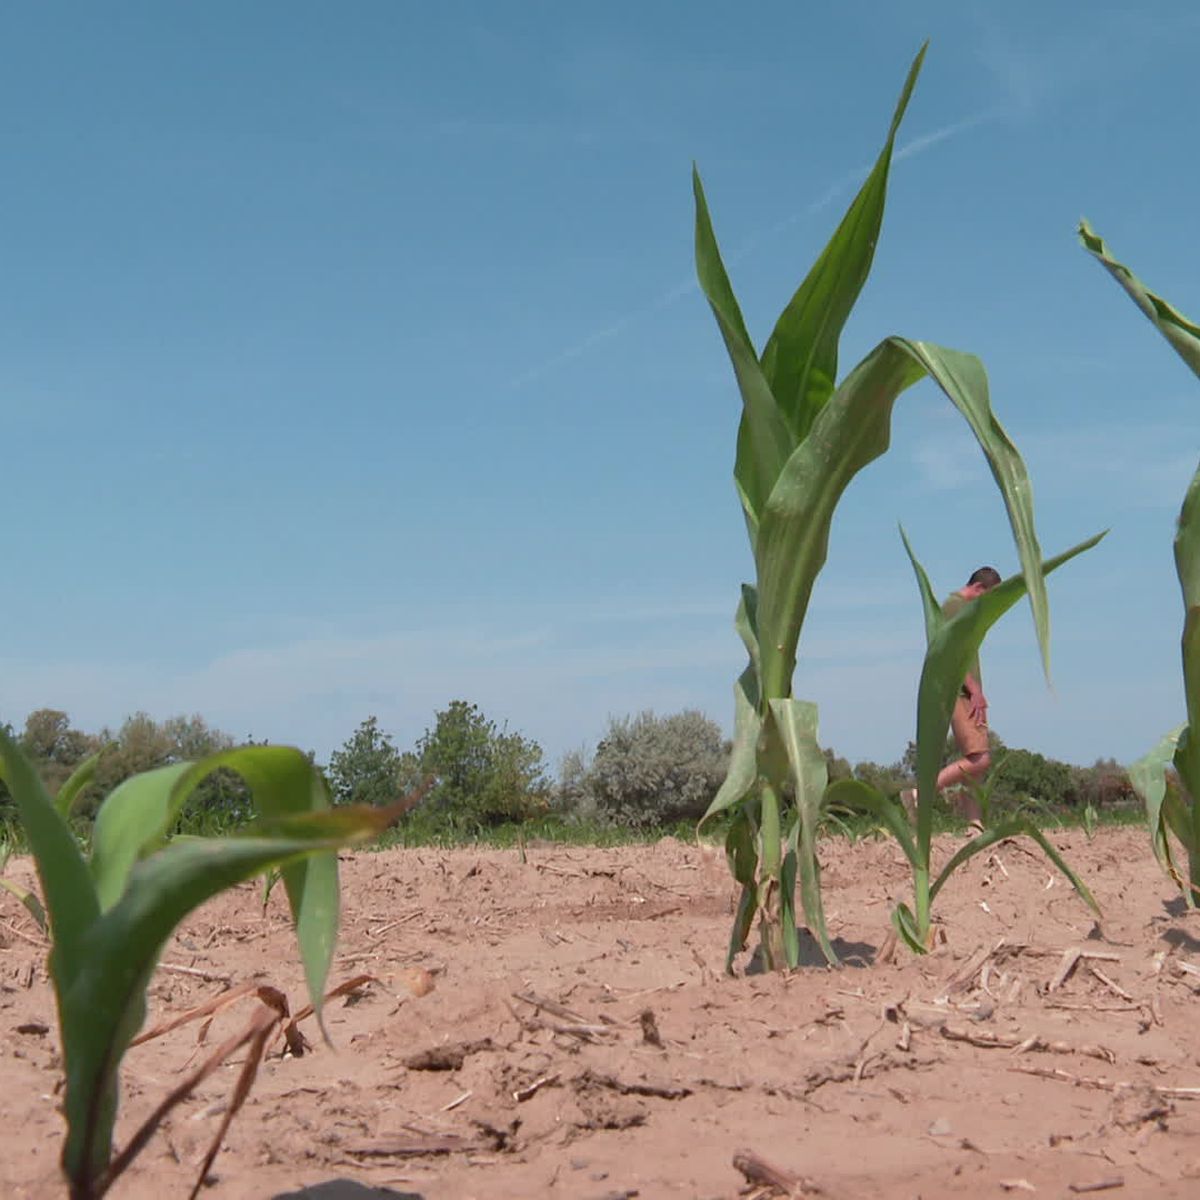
[0,704,1135,840]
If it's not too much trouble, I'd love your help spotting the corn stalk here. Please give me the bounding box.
[828,530,1105,950]
[697,44,1056,970]
[1081,220,1200,904]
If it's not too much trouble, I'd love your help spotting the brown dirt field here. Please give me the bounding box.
[2,828,1200,1199]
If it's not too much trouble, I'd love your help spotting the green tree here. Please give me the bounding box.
[327,716,405,807]
[19,709,98,795]
[415,700,548,829]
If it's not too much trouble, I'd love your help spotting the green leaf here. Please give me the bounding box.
[928,818,1099,917]
[735,584,762,703]
[1172,371,1200,845]
[90,746,342,1019]
[1174,509,1200,869]
[754,338,1055,702]
[768,699,835,966]
[701,676,762,824]
[1078,220,1200,378]
[825,778,917,867]
[90,762,195,909]
[0,727,97,988]
[58,832,360,1191]
[54,749,106,821]
[760,43,927,441]
[693,167,795,532]
[891,902,925,954]
[1129,727,1186,884]
[724,810,759,972]
[1081,220,1200,902]
[0,875,47,932]
[779,845,801,969]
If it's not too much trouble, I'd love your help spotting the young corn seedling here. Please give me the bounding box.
[696,44,1057,970]
[827,529,1105,951]
[1080,220,1200,905]
[0,726,419,1200]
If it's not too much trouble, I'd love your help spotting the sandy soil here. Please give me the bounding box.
[2,828,1199,1199]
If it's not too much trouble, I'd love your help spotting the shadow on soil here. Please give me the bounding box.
[272,1182,423,1200]
[1161,924,1200,954]
[802,932,877,967]
[747,933,877,972]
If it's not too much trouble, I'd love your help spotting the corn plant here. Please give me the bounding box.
[0,726,414,1199]
[696,44,1057,970]
[828,529,1104,951]
[1080,220,1200,904]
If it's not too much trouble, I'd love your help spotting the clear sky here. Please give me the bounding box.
[3,2,1199,774]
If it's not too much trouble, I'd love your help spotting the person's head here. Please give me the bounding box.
[961,565,1001,599]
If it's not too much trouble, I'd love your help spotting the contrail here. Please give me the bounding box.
[505,110,1000,392]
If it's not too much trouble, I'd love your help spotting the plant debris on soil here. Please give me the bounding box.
[2,828,1200,1198]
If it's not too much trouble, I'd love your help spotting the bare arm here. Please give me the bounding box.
[963,673,987,725]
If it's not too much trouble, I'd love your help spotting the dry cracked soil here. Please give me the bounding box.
[2,827,1199,1199]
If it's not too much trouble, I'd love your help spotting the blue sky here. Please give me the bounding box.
[3,2,1199,774]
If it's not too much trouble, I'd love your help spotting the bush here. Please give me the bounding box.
[585,709,729,830]
[552,745,593,818]
[1071,757,1136,809]
[989,746,1076,809]
[852,759,909,797]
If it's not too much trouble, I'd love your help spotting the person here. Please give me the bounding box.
[902,565,1002,830]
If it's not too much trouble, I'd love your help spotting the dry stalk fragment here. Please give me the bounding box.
[732,1148,817,1197]
[939,1024,1115,1062]
[513,1073,559,1102]
[1011,1064,1200,1099]
[576,1069,691,1100]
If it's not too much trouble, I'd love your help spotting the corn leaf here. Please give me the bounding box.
[824,777,917,866]
[90,747,344,1022]
[1169,328,1200,855]
[1082,221,1200,901]
[0,875,47,932]
[928,818,1099,915]
[58,831,358,1191]
[90,762,195,908]
[0,726,97,986]
[760,43,927,441]
[1078,220,1200,377]
[768,698,834,965]
[891,901,925,954]
[1128,727,1185,881]
[778,840,801,968]
[735,584,762,701]
[199,747,340,1018]
[755,338,1053,702]
[53,749,106,821]
[701,676,761,822]
[724,809,759,972]
[693,168,796,535]
[1174,502,1200,852]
